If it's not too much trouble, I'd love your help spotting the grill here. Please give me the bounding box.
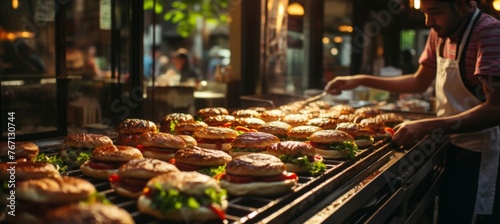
[25,137,394,224]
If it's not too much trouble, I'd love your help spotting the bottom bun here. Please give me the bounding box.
[284,163,309,174]
[355,139,373,149]
[220,179,297,196]
[142,150,175,162]
[80,161,117,179]
[197,143,232,152]
[110,182,142,198]
[315,148,350,160]
[137,196,228,222]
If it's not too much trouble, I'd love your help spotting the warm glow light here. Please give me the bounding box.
[12,0,18,9]
[330,48,339,56]
[322,37,330,44]
[494,0,500,11]
[414,0,420,9]
[338,25,353,33]
[287,3,304,16]
[18,31,34,38]
[333,36,343,43]
[6,33,16,41]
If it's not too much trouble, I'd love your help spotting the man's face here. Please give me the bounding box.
[421,0,464,37]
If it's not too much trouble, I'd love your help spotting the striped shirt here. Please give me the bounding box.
[419,8,500,88]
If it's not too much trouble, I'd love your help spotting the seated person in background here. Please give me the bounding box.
[171,48,201,83]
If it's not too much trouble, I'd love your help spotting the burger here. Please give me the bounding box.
[60,133,113,167]
[193,127,238,151]
[0,141,39,162]
[174,121,208,135]
[219,153,298,196]
[287,125,323,141]
[282,114,309,127]
[267,141,326,175]
[258,121,292,140]
[80,145,143,179]
[41,202,135,224]
[309,130,358,159]
[109,158,179,198]
[354,106,382,118]
[116,119,157,146]
[336,122,376,148]
[360,117,393,140]
[159,113,194,133]
[203,115,235,127]
[138,171,228,222]
[8,176,97,224]
[260,109,285,122]
[172,146,231,177]
[229,132,280,157]
[375,113,404,128]
[330,104,355,115]
[247,107,267,113]
[231,117,266,130]
[196,107,229,120]
[231,109,261,118]
[136,132,187,162]
[306,118,338,130]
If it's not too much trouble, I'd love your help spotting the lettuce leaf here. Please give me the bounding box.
[328,141,358,158]
[81,191,111,205]
[33,153,68,173]
[278,154,326,176]
[150,183,226,212]
[197,165,226,178]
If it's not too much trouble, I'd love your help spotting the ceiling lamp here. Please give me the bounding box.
[494,0,500,11]
[410,0,420,9]
[287,3,304,16]
[12,0,18,9]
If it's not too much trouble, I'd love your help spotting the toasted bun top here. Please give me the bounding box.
[258,121,292,136]
[174,146,232,166]
[137,132,186,149]
[193,127,238,140]
[174,121,208,134]
[225,153,286,176]
[336,122,375,137]
[177,135,197,147]
[17,176,96,203]
[267,141,317,157]
[360,118,386,132]
[197,107,229,118]
[231,109,261,118]
[231,132,280,149]
[287,125,323,139]
[354,106,381,117]
[375,113,404,123]
[118,158,179,179]
[260,109,285,121]
[330,104,355,114]
[117,119,157,134]
[0,141,39,159]
[160,113,194,124]
[309,130,355,144]
[146,171,220,195]
[203,115,235,126]
[43,203,135,224]
[283,114,309,126]
[0,161,60,181]
[232,117,266,129]
[63,133,113,149]
[92,145,143,162]
[307,118,337,130]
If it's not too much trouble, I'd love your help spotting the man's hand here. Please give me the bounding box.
[324,76,362,95]
[391,120,433,149]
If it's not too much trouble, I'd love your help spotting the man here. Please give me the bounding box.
[325,0,500,223]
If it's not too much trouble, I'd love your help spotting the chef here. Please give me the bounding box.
[325,0,500,223]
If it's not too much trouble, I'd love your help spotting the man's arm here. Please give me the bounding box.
[391,75,500,147]
[324,65,436,94]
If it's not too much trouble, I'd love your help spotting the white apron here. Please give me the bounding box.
[435,8,500,219]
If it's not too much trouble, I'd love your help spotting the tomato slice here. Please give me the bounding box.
[175,161,202,171]
[169,158,176,165]
[384,127,395,136]
[222,122,232,128]
[208,203,226,220]
[88,160,122,170]
[235,126,251,132]
[109,173,120,183]
[214,173,225,181]
[259,172,298,182]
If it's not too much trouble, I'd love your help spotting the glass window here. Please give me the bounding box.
[1,0,59,138]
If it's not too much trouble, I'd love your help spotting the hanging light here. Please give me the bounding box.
[12,0,18,9]
[493,0,500,11]
[410,0,420,9]
[287,3,304,16]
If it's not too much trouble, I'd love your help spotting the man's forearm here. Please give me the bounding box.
[356,74,430,93]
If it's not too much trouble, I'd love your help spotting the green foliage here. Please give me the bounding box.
[33,153,68,173]
[197,165,226,177]
[144,0,231,37]
[278,154,327,176]
[150,183,226,212]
